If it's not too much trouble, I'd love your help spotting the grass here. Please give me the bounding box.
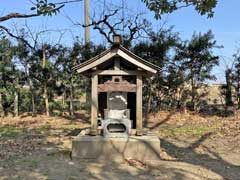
[29,160,38,168]
[158,124,220,138]
[0,121,82,139]
[34,124,83,135]
[34,124,51,134]
[0,125,25,138]
[60,124,83,130]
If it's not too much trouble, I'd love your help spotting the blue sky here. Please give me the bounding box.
[1,0,240,83]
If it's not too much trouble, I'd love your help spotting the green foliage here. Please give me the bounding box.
[142,0,217,19]
[30,0,62,16]
[49,101,63,116]
[0,24,221,116]
[19,89,32,113]
[0,37,16,115]
[132,30,219,112]
[176,31,219,81]
[133,28,183,111]
[231,52,240,108]
[175,31,219,111]
[221,69,234,107]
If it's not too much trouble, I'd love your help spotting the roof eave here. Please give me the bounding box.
[73,45,161,75]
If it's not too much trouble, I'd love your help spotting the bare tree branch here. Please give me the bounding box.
[0,5,64,23]
[82,9,120,44]
[80,9,149,45]
[0,25,33,49]
[0,0,82,22]
[54,0,82,5]
[0,13,40,22]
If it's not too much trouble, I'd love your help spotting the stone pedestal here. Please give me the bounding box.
[72,135,160,162]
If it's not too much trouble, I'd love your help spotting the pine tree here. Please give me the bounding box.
[175,31,219,111]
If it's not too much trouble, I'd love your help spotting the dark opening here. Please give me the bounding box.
[107,124,126,133]
[127,92,136,128]
[114,78,120,82]
[98,92,107,118]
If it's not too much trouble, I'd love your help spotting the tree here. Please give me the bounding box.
[142,0,217,19]
[72,8,152,47]
[232,52,240,109]
[223,68,234,107]
[219,54,236,111]
[0,0,81,48]
[34,44,60,116]
[133,28,181,112]
[175,31,219,111]
[0,37,17,116]
[55,40,105,116]
[14,39,42,117]
[16,42,59,116]
[14,26,67,116]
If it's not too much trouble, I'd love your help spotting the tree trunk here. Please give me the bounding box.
[31,90,36,117]
[85,78,91,108]
[145,81,153,125]
[44,83,49,116]
[62,89,66,115]
[69,78,74,116]
[147,94,152,113]
[24,63,36,117]
[42,47,49,116]
[14,90,19,117]
[62,89,66,107]
[191,77,196,111]
[238,91,240,109]
[237,79,240,109]
[0,92,4,117]
[225,69,233,107]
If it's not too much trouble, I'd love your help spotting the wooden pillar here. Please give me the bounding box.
[136,74,143,136]
[91,74,98,135]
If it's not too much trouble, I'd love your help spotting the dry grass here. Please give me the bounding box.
[0,111,239,180]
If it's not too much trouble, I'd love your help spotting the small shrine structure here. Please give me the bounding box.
[72,36,161,162]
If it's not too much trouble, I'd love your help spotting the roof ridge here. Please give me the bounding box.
[73,45,161,73]
[118,45,161,71]
[72,48,111,70]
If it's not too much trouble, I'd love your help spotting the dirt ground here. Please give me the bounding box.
[0,111,240,180]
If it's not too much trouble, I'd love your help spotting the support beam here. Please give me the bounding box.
[91,74,98,135]
[77,50,117,73]
[92,70,145,76]
[114,58,120,70]
[117,49,157,74]
[136,74,143,136]
[98,83,136,92]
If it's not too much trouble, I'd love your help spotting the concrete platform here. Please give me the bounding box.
[72,135,160,162]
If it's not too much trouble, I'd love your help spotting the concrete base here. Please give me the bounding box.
[72,135,160,162]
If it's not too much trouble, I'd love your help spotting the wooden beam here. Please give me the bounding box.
[136,74,143,136]
[114,58,120,70]
[77,49,117,73]
[76,48,158,74]
[90,74,98,135]
[98,83,136,92]
[93,70,144,76]
[117,49,157,74]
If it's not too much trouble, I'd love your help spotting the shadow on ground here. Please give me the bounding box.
[160,134,240,180]
[0,113,240,180]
